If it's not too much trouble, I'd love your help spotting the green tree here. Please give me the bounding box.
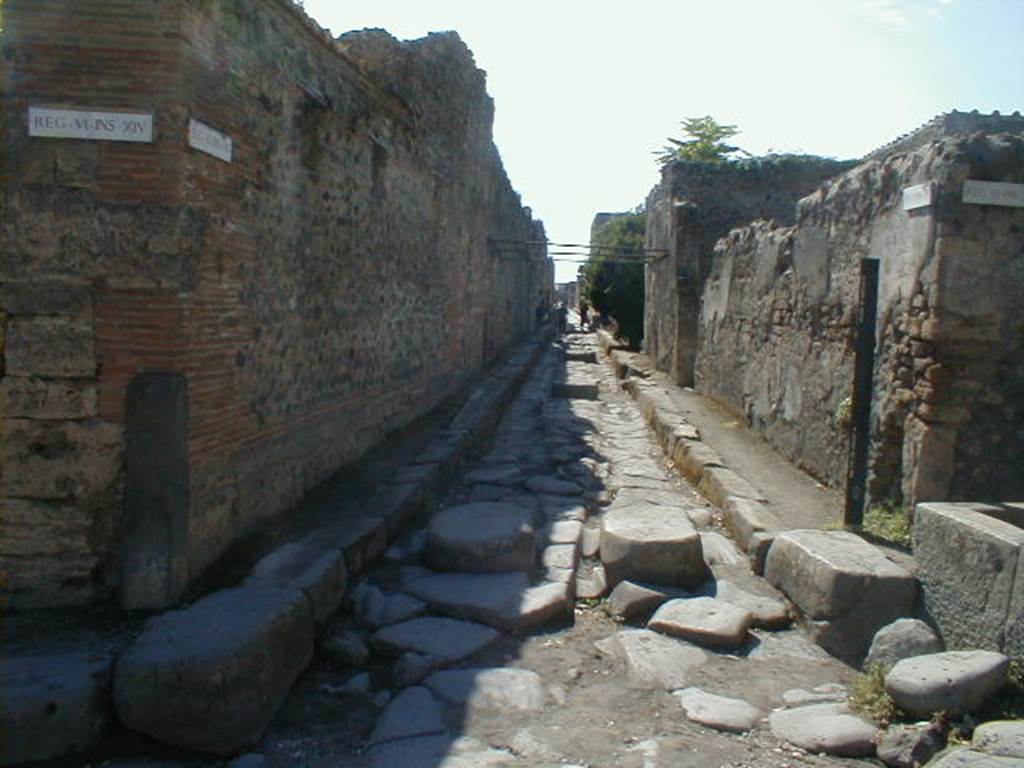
[583,211,645,348]
[655,115,747,166]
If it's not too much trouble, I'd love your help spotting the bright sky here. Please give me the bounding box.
[302,0,1024,282]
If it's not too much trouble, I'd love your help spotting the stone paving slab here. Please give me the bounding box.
[370,617,499,662]
[367,686,445,747]
[596,628,708,690]
[768,702,878,757]
[648,597,752,650]
[601,502,705,588]
[244,541,347,626]
[424,667,545,712]
[885,650,1010,718]
[426,502,535,573]
[674,687,763,733]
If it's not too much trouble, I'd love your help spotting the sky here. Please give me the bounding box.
[301,0,1024,282]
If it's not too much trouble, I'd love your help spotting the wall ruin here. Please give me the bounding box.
[696,131,1024,505]
[644,157,850,385]
[0,0,550,608]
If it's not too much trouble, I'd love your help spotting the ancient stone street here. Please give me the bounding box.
[247,328,874,768]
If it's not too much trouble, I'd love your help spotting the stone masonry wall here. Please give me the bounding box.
[0,0,549,608]
[696,133,1024,505]
[644,157,851,385]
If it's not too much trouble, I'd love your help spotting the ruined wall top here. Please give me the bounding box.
[863,109,1024,162]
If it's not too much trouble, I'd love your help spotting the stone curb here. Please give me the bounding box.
[602,359,777,561]
[1,330,554,764]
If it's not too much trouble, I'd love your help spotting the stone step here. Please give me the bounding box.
[425,502,535,573]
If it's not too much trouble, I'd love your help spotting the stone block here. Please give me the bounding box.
[114,586,314,754]
[1,376,98,419]
[0,279,93,316]
[698,466,763,508]
[671,439,724,484]
[722,497,782,552]
[600,502,706,589]
[425,502,535,573]
[1,653,112,765]
[245,541,348,625]
[5,316,95,377]
[368,482,423,536]
[765,530,917,660]
[3,418,122,501]
[885,650,1010,718]
[913,502,1024,658]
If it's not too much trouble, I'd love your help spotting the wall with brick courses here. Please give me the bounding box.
[696,133,1024,505]
[644,157,851,385]
[0,0,549,608]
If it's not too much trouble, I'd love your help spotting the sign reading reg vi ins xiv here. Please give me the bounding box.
[28,107,154,142]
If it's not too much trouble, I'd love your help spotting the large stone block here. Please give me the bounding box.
[3,418,122,501]
[4,316,95,377]
[245,541,348,625]
[1,377,98,419]
[425,502,535,573]
[1,653,112,765]
[913,502,1024,659]
[765,530,917,659]
[113,586,314,754]
[600,502,706,589]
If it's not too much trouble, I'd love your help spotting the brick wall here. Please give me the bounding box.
[1,0,550,608]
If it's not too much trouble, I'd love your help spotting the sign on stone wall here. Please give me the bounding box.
[901,183,934,211]
[963,180,1024,208]
[188,119,233,163]
[28,107,153,142]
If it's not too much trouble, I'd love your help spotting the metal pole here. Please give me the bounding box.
[844,258,880,527]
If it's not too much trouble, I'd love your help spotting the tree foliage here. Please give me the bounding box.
[655,115,747,166]
[583,211,645,348]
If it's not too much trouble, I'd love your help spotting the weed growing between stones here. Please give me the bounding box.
[979,659,1024,722]
[850,663,899,725]
[862,500,913,549]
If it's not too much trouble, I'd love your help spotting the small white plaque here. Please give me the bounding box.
[28,106,153,142]
[901,183,934,211]
[188,119,232,163]
[963,180,1024,208]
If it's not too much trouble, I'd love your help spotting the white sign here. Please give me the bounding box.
[963,180,1024,208]
[188,118,232,163]
[28,106,153,142]
[901,182,934,211]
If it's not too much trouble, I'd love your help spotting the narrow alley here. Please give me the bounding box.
[250,322,868,768]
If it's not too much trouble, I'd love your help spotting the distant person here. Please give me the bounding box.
[535,294,546,328]
[579,301,590,331]
[556,302,567,334]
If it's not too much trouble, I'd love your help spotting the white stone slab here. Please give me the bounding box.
[188,118,233,162]
[28,107,153,142]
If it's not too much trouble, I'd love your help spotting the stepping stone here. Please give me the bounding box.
[367,686,444,747]
[404,571,571,630]
[2,653,113,765]
[462,466,523,486]
[424,668,545,712]
[606,580,685,621]
[540,544,578,572]
[426,502,535,573]
[768,703,878,757]
[765,530,917,659]
[581,525,601,557]
[674,688,763,733]
[370,617,499,662]
[611,487,685,510]
[542,497,587,522]
[527,476,583,495]
[601,502,705,589]
[598,628,707,690]
[885,650,1010,718]
[114,586,313,754]
[865,618,943,668]
[648,597,752,650]
[700,579,791,630]
[973,720,1024,758]
[350,583,427,630]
